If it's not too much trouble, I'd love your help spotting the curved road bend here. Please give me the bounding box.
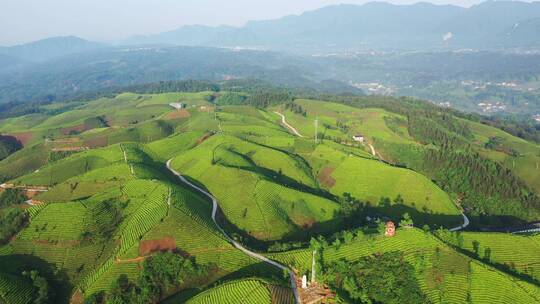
[449,212,470,232]
[274,112,304,138]
[166,160,301,304]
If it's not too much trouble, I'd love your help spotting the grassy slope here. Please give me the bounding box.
[269,228,540,304]
[1,92,539,303]
[460,232,540,282]
[465,120,540,195]
[170,134,339,241]
[1,133,279,301]
[183,279,273,304]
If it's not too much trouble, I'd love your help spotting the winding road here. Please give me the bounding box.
[165,159,301,304]
[449,212,470,232]
[274,112,304,138]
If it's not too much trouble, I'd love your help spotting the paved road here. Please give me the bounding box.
[274,112,304,138]
[449,212,470,232]
[166,159,301,304]
[513,228,540,234]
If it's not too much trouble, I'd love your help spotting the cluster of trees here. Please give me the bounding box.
[284,102,307,116]
[338,193,366,225]
[23,270,50,304]
[423,148,539,221]
[324,251,427,304]
[0,207,26,244]
[0,188,25,208]
[0,135,22,161]
[484,115,540,144]
[408,115,470,149]
[214,89,293,108]
[215,92,247,105]
[85,252,208,304]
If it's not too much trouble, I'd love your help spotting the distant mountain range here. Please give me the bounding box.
[0,36,103,63]
[126,1,540,52]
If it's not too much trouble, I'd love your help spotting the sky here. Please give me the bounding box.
[0,0,511,46]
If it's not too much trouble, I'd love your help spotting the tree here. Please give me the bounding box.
[399,213,414,228]
[0,207,26,244]
[472,240,480,257]
[22,270,50,304]
[483,247,492,262]
[325,251,427,304]
[103,252,208,303]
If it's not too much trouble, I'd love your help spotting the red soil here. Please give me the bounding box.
[84,136,108,148]
[139,236,176,256]
[164,109,191,120]
[196,133,213,145]
[61,124,86,136]
[9,132,33,145]
[317,167,336,188]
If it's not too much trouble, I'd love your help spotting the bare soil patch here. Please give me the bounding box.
[317,167,336,188]
[84,136,108,148]
[10,132,33,145]
[139,236,176,256]
[196,133,213,145]
[164,109,191,120]
[61,124,86,136]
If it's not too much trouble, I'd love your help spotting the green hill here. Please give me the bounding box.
[0,88,539,303]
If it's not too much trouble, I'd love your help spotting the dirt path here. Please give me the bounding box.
[274,112,304,138]
[115,256,146,264]
[120,144,136,178]
[166,159,300,304]
[368,143,377,157]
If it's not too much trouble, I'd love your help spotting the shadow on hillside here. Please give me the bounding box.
[0,254,72,304]
[218,148,337,201]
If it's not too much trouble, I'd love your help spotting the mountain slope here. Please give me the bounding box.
[0,36,103,63]
[128,1,540,52]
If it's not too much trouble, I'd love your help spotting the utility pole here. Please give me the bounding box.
[314,117,319,143]
[311,250,316,283]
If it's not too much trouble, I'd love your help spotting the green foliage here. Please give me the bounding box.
[325,251,427,304]
[284,102,306,116]
[216,93,247,105]
[423,148,540,221]
[22,270,50,304]
[0,207,26,244]
[0,189,25,208]
[399,212,414,228]
[0,135,22,161]
[101,252,207,304]
[48,150,77,163]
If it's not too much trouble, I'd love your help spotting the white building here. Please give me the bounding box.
[352,135,365,143]
[169,103,185,110]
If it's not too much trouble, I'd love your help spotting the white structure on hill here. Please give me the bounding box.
[301,275,307,289]
[352,134,365,143]
[169,103,186,110]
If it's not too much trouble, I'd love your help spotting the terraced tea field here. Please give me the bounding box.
[0,90,539,303]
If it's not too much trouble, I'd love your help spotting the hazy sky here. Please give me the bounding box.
[0,0,503,46]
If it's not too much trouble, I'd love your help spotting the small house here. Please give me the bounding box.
[169,103,185,110]
[352,134,365,143]
[385,221,396,237]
